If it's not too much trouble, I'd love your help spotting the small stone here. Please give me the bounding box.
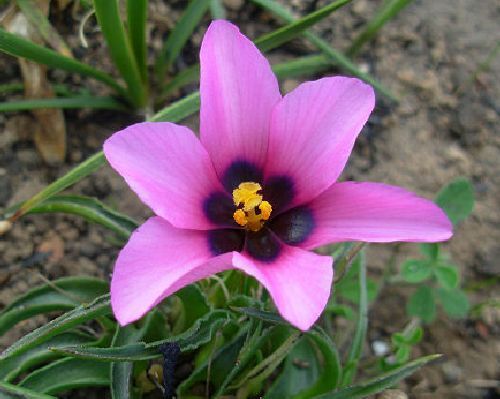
[442,362,463,384]
[0,220,12,236]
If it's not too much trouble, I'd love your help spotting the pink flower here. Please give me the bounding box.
[103,20,452,331]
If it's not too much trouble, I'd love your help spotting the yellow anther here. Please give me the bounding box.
[232,182,273,231]
[233,209,247,227]
[259,201,272,220]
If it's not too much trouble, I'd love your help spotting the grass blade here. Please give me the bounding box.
[341,252,368,387]
[252,0,397,100]
[155,0,210,81]
[0,381,57,399]
[0,294,111,360]
[126,0,148,82]
[0,276,108,337]
[0,95,126,111]
[255,0,352,52]
[150,91,200,122]
[315,355,442,398]
[16,0,72,57]
[3,151,106,221]
[93,0,146,107]
[27,195,139,239]
[19,358,110,394]
[348,0,414,57]
[0,28,125,96]
[210,0,226,19]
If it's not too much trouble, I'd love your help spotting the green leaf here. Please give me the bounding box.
[0,28,125,95]
[435,177,474,225]
[3,151,106,220]
[0,276,109,337]
[255,0,352,52]
[155,0,210,80]
[27,195,138,239]
[0,95,126,112]
[313,354,442,398]
[209,0,226,19]
[434,264,459,290]
[126,0,148,82]
[178,321,250,394]
[232,307,288,326]
[0,331,95,382]
[53,310,230,362]
[110,320,151,399]
[93,0,146,107]
[348,0,414,57]
[401,259,433,283]
[335,254,378,304]
[407,326,424,345]
[150,91,200,122]
[173,284,210,333]
[406,286,436,323]
[341,252,368,387]
[273,54,332,79]
[159,64,200,99]
[19,358,110,394]
[420,243,439,260]
[0,294,111,361]
[395,345,411,364]
[252,0,397,101]
[0,381,57,399]
[435,288,470,319]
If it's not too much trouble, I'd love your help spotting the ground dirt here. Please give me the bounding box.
[0,0,499,398]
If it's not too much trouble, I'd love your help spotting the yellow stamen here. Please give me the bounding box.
[232,182,272,231]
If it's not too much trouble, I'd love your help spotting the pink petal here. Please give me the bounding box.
[265,77,375,209]
[233,245,333,331]
[104,122,225,230]
[200,20,281,181]
[111,217,233,325]
[303,182,453,249]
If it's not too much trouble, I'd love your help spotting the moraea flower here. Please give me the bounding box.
[104,20,452,330]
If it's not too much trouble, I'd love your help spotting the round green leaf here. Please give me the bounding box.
[435,288,470,319]
[435,178,474,225]
[434,265,459,290]
[401,259,433,283]
[406,286,436,323]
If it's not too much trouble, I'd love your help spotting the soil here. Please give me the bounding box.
[0,1,499,398]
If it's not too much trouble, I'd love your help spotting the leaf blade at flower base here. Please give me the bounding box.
[0,381,57,399]
[313,354,442,398]
[0,294,111,360]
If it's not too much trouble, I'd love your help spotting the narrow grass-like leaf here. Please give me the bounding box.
[53,310,230,361]
[0,82,24,94]
[0,294,111,360]
[0,276,108,336]
[0,381,57,399]
[210,0,226,19]
[155,0,210,81]
[158,64,200,100]
[28,195,138,239]
[252,0,397,100]
[3,151,106,221]
[314,354,442,398]
[341,252,368,387]
[255,0,352,52]
[348,0,413,57]
[273,54,331,79]
[232,307,288,325]
[0,28,125,95]
[0,332,95,382]
[0,95,126,112]
[150,91,200,122]
[20,358,110,394]
[16,0,72,57]
[126,0,148,82]
[93,0,146,107]
[111,325,142,399]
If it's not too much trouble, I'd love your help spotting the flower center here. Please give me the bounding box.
[232,182,272,232]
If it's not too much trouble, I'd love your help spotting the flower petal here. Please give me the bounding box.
[200,20,281,185]
[265,77,375,209]
[111,217,233,325]
[302,182,453,249]
[233,245,333,331]
[104,122,225,230]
